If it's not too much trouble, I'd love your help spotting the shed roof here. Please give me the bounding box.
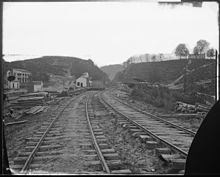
[13,68,31,73]
[33,81,43,85]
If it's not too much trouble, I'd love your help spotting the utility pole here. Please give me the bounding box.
[183,59,191,93]
[215,50,219,102]
[183,66,186,93]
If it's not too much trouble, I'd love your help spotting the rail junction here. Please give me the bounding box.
[8,89,201,174]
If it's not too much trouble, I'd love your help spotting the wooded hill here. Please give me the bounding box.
[3,56,110,83]
[113,59,216,85]
[101,64,124,81]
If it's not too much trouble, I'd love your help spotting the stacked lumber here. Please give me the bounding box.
[5,120,27,126]
[158,113,198,119]
[196,103,212,112]
[11,96,45,109]
[175,101,212,114]
[175,102,197,113]
[19,92,48,98]
[25,106,47,115]
[43,106,49,112]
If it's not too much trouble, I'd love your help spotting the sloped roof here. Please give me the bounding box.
[33,81,43,85]
[13,68,31,73]
[77,72,89,80]
[81,72,89,78]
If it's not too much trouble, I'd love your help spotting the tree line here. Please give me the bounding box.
[175,39,216,59]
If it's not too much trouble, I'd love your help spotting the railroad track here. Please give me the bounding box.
[99,90,197,172]
[10,91,130,174]
[110,89,200,132]
[10,95,82,173]
[110,91,196,136]
[84,92,131,174]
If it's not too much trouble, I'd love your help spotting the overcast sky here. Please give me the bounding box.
[3,2,219,67]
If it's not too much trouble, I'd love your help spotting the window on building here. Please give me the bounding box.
[81,83,83,87]
[77,82,80,86]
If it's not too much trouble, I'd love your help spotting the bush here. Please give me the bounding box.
[154,97,164,107]
[130,84,176,110]
[57,91,69,97]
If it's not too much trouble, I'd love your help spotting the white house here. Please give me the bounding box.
[6,68,31,89]
[76,72,90,88]
[33,81,43,92]
[7,79,20,89]
[6,68,31,83]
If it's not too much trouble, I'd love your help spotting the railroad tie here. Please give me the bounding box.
[101,149,115,154]
[131,131,146,138]
[106,160,122,170]
[155,148,171,155]
[170,159,186,170]
[138,135,152,142]
[103,153,119,160]
[82,154,99,161]
[81,149,96,154]
[145,141,158,149]
[111,169,131,174]
[98,143,109,149]
[159,154,181,163]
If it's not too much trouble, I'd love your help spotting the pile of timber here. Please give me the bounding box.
[158,113,197,119]
[10,92,49,109]
[19,92,49,98]
[46,97,64,105]
[5,120,28,126]
[175,102,197,113]
[11,96,45,109]
[158,113,206,119]
[25,106,48,115]
[175,101,212,114]
[196,103,212,112]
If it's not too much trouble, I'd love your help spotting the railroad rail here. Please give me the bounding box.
[85,92,131,174]
[85,94,110,173]
[110,91,196,136]
[10,95,81,173]
[99,90,196,171]
[11,91,130,174]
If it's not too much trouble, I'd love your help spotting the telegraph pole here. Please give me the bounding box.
[183,59,191,93]
[183,66,186,93]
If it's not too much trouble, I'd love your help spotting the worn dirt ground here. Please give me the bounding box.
[4,97,70,168]
[112,89,203,132]
[93,95,173,174]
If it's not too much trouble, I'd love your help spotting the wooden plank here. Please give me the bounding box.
[25,106,40,114]
[5,120,27,126]
[33,106,45,114]
[160,154,181,162]
[158,113,197,118]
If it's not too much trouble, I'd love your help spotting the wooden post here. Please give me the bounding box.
[183,67,186,93]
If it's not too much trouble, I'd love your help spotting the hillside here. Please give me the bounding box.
[3,56,110,83]
[114,59,216,85]
[101,64,124,81]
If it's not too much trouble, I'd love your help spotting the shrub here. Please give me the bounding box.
[130,84,176,110]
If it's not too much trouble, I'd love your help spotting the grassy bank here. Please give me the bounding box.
[130,84,214,110]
